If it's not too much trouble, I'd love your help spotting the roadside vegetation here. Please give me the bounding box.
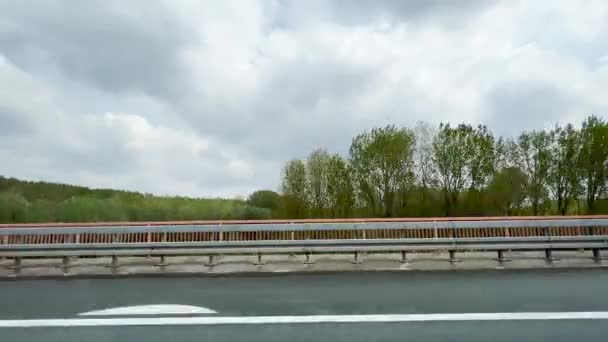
[1,115,607,223]
[279,115,608,218]
[0,177,271,223]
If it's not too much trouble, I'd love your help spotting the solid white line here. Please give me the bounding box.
[1,312,608,328]
[79,304,217,316]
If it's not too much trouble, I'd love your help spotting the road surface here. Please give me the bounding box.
[0,269,607,341]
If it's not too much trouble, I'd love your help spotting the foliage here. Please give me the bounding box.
[326,154,355,218]
[247,190,282,211]
[579,115,608,213]
[512,130,552,215]
[432,124,497,215]
[487,167,528,215]
[0,176,271,223]
[349,125,415,217]
[306,149,331,216]
[548,124,582,215]
[278,115,608,218]
[280,159,308,218]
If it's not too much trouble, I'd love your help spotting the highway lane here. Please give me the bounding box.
[1,269,607,341]
[2,321,607,342]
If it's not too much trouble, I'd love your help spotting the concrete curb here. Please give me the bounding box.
[2,262,607,281]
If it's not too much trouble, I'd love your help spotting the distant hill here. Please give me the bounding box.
[0,176,272,223]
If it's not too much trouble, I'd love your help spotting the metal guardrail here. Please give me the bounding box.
[0,217,607,273]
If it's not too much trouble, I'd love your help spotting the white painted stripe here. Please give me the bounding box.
[79,305,216,316]
[1,312,608,328]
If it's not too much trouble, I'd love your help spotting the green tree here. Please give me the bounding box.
[349,125,415,217]
[433,123,498,215]
[413,121,437,214]
[433,123,468,215]
[487,167,528,215]
[306,149,331,216]
[247,190,282,212]
[548,124,582,215]
[579,115,608,214]
[326,154,355,218]
[281,159,308,218]
[0,192,29,223]
[465,125,498,215]
[513,130,552,215]
[468,125,497,191]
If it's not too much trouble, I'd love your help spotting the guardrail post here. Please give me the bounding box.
[496,250,511,263]
[544,249,558,262]
[400,251,409,264]
[61,256,70,274]
[13,257,21,275]
[592,248,602,262]
[253,252,265,265]
[449,250,460,263]
[218,231,224,262]
[303,251,314,264]
[107,255,120,274]
[352,251,362,264]
[205,255,217,266]
[155,255,167,267]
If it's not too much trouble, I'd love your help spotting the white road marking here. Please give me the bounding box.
[2,312,608,328]
[78,304,217,316]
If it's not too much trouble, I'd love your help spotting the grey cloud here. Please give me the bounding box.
[483,82,578,137]
[44,139,137,175]
[0,1,189,98]
[329,0,497,26]
[183,59,378,160]
[0,106,34,136]
[271,0,496,30]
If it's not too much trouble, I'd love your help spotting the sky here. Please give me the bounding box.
[1,0,608,198]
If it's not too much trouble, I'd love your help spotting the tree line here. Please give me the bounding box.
[2,115,607,224]
[276,115,608,218]
[0,176,272,223]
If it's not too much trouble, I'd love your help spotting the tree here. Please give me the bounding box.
[349,125,415,217]
[0,192,29,223]
[465,125,498,215]
[432,123,498,215]
[247,190,282,211]
[414,121,437,190]
[326,154,355,218]
[579,115,608,214]
[413,121,437,214]
[433,123,470,215]
[548,124,582,215]
[468,125,497,191]
[513,130,552,215]
[280,159,308,218]
[487,167,528,215]
[306,149,331,216]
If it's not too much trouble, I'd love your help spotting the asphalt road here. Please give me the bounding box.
[1,269,607,341]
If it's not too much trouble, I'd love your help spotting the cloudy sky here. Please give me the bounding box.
[1,1,607,198]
